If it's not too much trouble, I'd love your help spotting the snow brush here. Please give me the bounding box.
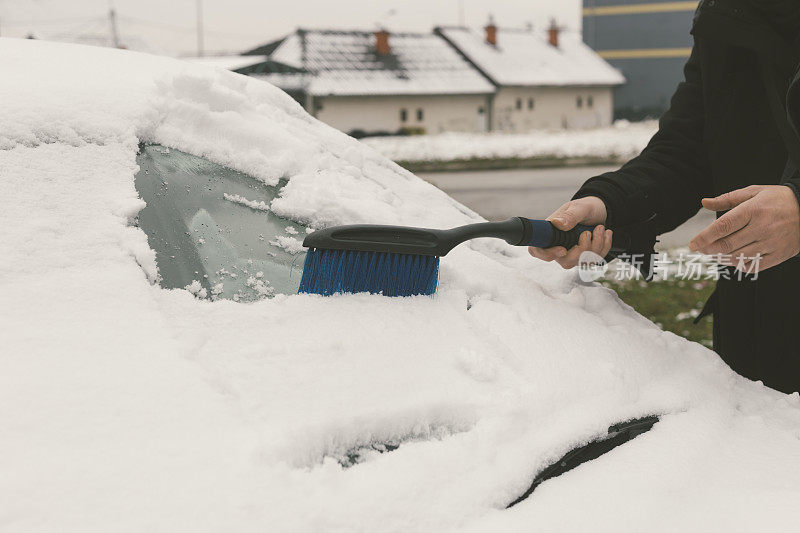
[298,218,650,296]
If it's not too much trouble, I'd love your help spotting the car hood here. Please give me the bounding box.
[2,38,800,532]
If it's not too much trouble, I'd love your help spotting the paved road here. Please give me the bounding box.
[419,165,715,249]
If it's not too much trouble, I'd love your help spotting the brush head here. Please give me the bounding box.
[298,248,439,296]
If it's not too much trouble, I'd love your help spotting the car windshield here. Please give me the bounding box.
[134,145,308,301]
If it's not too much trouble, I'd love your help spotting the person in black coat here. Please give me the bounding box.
[531,0,800,393]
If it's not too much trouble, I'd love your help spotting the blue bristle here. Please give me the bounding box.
[298,248,440,296]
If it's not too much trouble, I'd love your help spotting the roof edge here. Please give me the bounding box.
[433,26,500,88]
[242,34,289,56]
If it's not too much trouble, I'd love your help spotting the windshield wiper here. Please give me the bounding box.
[507,415,659,508]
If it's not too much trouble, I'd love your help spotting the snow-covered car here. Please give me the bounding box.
[3,38,800,532]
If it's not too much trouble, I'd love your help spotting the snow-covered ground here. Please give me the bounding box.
[3,38,800,532]
[362,120,658,163]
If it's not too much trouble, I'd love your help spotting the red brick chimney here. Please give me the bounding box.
[547,19,560,48]
[484,16,497,46]
[375,29,390,56]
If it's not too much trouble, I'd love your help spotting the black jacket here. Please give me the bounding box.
[574,0,800,393]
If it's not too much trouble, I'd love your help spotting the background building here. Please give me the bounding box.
[188,20,625,137]
[240,29,495,137]
[437,22,624,132]
[582,0,698,119]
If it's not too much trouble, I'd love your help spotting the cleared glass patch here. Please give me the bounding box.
[134,144,308,301]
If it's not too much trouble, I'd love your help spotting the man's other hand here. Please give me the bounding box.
[528,196,612,269]
[690,185,800,273]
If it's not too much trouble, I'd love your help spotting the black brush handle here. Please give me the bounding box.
[515,218,652,278]
[516,218,596,249]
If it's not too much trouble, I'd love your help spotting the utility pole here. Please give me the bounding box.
[108,8,120,48]
[196,0,205,57]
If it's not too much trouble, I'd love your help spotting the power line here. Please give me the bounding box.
[0,16,101,26]
[118,14,264,38]
[0,12,263,41]
[49,17,109,39]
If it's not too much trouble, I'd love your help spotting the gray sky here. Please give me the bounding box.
[0,0,581,56]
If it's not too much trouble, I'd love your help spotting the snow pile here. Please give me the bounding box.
[269,235,304,254]
[223,192,271,211]
[362,120,658,163]
[2,38,800,532]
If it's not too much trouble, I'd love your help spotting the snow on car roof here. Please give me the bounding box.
[2,37,800,531]
[436,26,626,87]
[261,29,496,96]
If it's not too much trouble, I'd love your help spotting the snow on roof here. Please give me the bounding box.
[3,36,800,532]
[262,29,495,96]
[437,26,625,87]
[182,55,268,71]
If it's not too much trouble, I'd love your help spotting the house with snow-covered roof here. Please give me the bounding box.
[188,23,625,136]
[436,21,625,131]
[238,29,496,137]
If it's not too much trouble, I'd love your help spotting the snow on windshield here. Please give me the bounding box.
[2,38,800,532]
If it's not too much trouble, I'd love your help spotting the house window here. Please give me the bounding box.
[576,96,583,108]
[528,97,535,110]
[417,108,424,121]
[516,98,522,110]
[587,95,594,108]
[400,108,408,122]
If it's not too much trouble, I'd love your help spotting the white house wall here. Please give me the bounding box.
[312,94,491,136]
[491,86,614,132]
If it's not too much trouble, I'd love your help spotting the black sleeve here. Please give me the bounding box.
[573,42,712,235]
[784,71,800,206]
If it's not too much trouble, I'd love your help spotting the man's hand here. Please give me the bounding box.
[689,185,800,273]
[528,196,613,269]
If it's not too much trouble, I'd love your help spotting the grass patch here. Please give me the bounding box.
[602,278,714,348]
